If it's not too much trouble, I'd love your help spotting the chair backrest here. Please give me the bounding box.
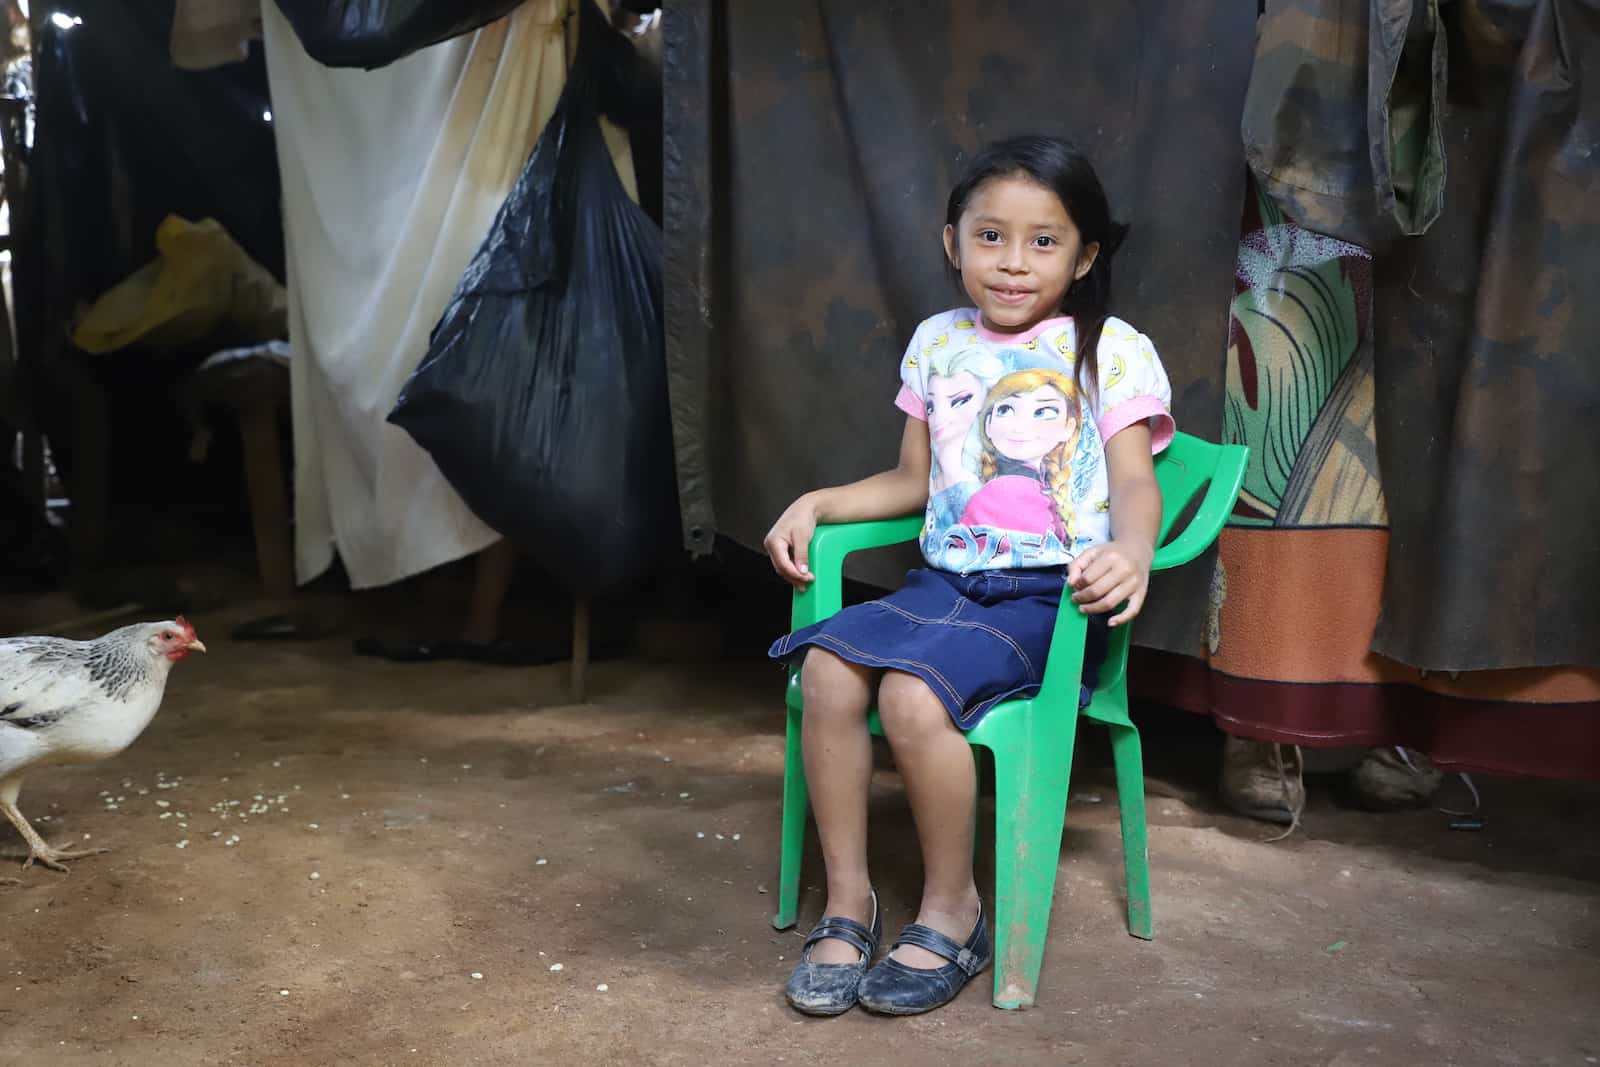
[1154,431,1233,546]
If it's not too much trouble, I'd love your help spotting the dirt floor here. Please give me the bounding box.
[1,584,1598,1066]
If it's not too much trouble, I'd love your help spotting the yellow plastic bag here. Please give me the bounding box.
[72,215,287,355]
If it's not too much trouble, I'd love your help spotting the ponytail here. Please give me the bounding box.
[1063,219,1128,411]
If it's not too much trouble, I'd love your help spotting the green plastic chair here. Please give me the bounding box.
[770,431,1248,1009]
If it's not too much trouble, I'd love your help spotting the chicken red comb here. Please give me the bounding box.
[175,615,197,639]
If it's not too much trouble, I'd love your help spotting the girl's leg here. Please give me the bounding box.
[800,647,878,964]
[877,670,981,969]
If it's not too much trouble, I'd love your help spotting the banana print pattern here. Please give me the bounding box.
[1103,353,1127,390]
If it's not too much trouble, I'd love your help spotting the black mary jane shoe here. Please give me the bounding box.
[783,891,882,1016]
[857,902,993,1016]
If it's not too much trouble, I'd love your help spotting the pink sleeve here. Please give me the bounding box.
[896,383,927,421]
[1098,396,1175,454]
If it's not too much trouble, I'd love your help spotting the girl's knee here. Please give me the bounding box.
[877,671,954,739]
[800,648,871,716]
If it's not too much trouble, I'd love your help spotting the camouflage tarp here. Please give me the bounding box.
[663,0,1256,656]
[1371,0,1600,670]
[1242,0,1600,670]
[1242,0,1448,246]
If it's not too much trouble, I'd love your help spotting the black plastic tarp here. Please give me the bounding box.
[390,0,673,597]
[267,0,525,70]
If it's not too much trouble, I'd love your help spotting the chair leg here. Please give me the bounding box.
[773,699,808,930]
[988,733,1073,1009]
[1107,720,1154,940]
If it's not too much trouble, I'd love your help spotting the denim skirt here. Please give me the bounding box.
[768,567,1109,731]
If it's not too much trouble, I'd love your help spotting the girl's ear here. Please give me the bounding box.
[1075,240,1101,281]
[943,224,959,270]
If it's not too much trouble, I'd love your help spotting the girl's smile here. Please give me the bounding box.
[943,174,1098,334]
[988,285,1036,305]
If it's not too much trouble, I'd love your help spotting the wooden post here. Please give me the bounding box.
[181,355,294,602]
[571,595,591,703]
[66,364,111,563]
[238,404,295,601]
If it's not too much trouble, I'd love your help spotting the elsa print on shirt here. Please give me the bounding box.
[922,341,1006,531]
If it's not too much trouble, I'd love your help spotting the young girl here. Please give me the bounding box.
[763,135,1174,1016]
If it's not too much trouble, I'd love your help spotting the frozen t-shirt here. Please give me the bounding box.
[895,309,1175,573]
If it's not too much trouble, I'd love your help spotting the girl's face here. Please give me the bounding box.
[986,384,1076,464]
[942,174,1098,334]
[927,370,982,447]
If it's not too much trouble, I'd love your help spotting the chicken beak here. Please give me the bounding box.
[188,639,208,654]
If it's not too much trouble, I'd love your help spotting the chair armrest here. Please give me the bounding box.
[790,516,924,629]
[1036,588,1092,707]
[1150,444,1248,572]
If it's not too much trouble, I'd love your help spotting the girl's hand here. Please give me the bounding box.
[1067,540,1153,627]
[760,418,931,591]
[764,495,820,590]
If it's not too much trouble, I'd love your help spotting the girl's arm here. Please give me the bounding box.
[763,416,931,589]
[1067,423,1162,626]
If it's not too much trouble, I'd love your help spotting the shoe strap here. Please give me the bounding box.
[891,916,984,977]
[802,914,878,960]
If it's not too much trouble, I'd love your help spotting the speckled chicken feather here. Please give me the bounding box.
[0,619,201,875]
[1,627,156,707]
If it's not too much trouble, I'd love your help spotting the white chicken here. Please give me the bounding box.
[0,617,205,882]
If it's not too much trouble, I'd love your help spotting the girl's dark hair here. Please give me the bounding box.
[944,135,1128,404]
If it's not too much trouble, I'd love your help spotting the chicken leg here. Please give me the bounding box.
[1,799,109,873]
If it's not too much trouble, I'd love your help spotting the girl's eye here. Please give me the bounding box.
[979,229,1001,243]
[995,403,1014,417]
[1034,405,1060,420]
[951,391,973,409]
[1034,235,1056,248]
